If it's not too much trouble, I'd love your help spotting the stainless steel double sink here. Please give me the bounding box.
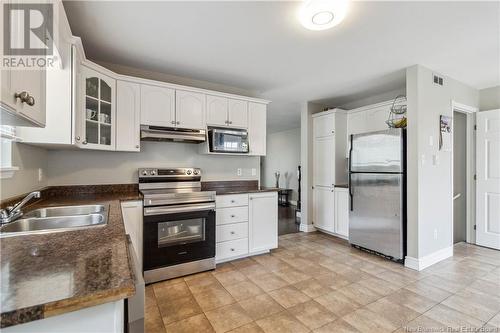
[0,204,109,237]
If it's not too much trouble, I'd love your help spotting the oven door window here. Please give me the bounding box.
[157,218,205,247]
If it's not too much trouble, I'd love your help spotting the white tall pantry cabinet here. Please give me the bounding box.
[312,109,349,239]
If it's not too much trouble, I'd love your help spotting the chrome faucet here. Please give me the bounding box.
[0,191,41,224]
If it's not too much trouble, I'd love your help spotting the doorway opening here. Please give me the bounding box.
[453,111,467,244]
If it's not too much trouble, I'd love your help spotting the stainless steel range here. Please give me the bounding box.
[139,168,216,284]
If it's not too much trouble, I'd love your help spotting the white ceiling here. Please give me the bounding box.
[63,1,499,133]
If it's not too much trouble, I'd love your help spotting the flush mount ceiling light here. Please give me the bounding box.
[298,0,349,31]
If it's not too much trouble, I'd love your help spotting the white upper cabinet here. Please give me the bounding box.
[248,102,266,156]
[78,66,116,150]
[206,95,228,127]
[313,112,335,138]
[116,81,140,152]
[175,90,206,130]
[140,85,175,127]
[228,99,248,128]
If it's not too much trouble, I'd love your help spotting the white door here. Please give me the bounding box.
[116,81,140,152]
[313,186,335,232]
[248,102,267,156]
[249,192,278,252]
[335,188,349,238]
[140,85,175,127]
[228,99,248,128]
[206,95,228,126]
[476,109,500,250]
[176,90,206,129]
[313,136,335,187]
[313,113,335,138]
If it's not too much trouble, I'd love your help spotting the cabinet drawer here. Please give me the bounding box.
[216,194,249,208]
[216,222,248,243]
[216,238,248,261]
[216,206,248,225]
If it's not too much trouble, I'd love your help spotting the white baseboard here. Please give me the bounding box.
[299,223,316,232]
[404,245,453,271]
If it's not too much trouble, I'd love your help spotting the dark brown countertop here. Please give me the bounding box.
[201,180,280,195]
[0,185,142,328]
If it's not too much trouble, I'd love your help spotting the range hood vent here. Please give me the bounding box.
[140,125,206,143]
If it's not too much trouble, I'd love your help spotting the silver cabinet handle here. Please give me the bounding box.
[76,136,80,141]
[231,214,235,218]
[230,248,235,251]
[176,121,180,125]
[135,145,140,149]
[82,141,87,145]
[230,231,235,235]
[15,91,35,106]
[231,200,235,203]
[171,120,176,125]
[229,121,233,124]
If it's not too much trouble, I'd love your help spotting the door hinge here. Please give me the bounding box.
[474,174,477,181]
[474,225,476,230]
[474,125,477,130]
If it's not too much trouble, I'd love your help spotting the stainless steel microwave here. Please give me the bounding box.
[208,127,249,153]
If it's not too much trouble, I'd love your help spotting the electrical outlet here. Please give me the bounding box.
[251,168,256,176]
[434,229,438,240]
[237,168,242,176]
[38,168,43,182]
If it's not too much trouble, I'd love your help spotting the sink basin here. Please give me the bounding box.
[0,204,109,237]
[23,204,106,218]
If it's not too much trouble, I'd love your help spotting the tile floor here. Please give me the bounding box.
[146,232,500,333]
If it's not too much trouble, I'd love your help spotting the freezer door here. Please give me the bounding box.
[350,128,404,173]
[349,173,404,259]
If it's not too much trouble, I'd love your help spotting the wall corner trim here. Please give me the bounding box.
[404,246,453,271]
[299,223,316,233]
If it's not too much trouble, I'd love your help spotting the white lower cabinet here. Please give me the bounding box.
[249,192,278,252]
[215,192,278,263]
[334,188,349,239]
[121,200,143,270]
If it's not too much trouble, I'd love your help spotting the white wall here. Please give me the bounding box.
[406,65,479,259]
[0,143,48,200]
[479,86,500,111]
[47,141,259,185]
[261,128,300,202]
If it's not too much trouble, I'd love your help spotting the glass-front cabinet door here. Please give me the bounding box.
[78,66,116,150]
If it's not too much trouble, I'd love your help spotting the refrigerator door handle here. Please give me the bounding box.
[348,174,353,211]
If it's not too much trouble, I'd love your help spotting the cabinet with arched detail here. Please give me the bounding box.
[76,66,116,150]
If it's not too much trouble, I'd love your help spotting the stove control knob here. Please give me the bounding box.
[193,170,200,175]
[142,170,148,176]
[186,169,192,175]
[150,170,156,176]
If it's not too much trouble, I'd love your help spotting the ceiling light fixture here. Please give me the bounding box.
[298,0,349,31]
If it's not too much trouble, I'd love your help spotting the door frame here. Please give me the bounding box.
[451,101,478,244]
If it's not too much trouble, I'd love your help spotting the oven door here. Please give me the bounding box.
[209,128,249,153]
[143,203,215,272]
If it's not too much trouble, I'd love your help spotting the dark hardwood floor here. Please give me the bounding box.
[278,205,300,235]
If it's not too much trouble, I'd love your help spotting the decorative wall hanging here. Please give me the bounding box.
[439,115,452,151]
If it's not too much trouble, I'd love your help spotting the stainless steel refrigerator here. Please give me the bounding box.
[348,128,406,261]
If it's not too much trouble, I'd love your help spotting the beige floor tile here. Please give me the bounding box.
[376,270,416,287]
[256,311,310,333]
[293,278,328,298]
[272,268,310,284]
[238,264,270,278]
[248,272,289,292]
[224,280,264,301]
[342,308,398,333]
[314,272,352,290]
[288,300,336,330]
[153,281,192,301]
[215,262,237,273]
[442,288,500,321]
[423,304,485,330]
[384,288,438,313]
[228,322,265,333]
[238,294,285,320]
[231,258,258,269]
[192,286,236,311]
[268,286,311,308]
[366,297,421,327]
[403,280,452,302]
[184,271,214,281]
[145,299,165,333]
[467,278,500,298]
[186,274,223,294]
[165,313,214,333]
[214,270,248,287]
[487,312,500,328]
[356,277,400,296]
[401,315,447,333]
[205,303,253,333]
[336,283,383,306]
[337,267,372,283]
[314,290,360,317]
[418,274,468,293]
[357,262,387,276]
[158,295,203,325]
[313,319,361,333]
